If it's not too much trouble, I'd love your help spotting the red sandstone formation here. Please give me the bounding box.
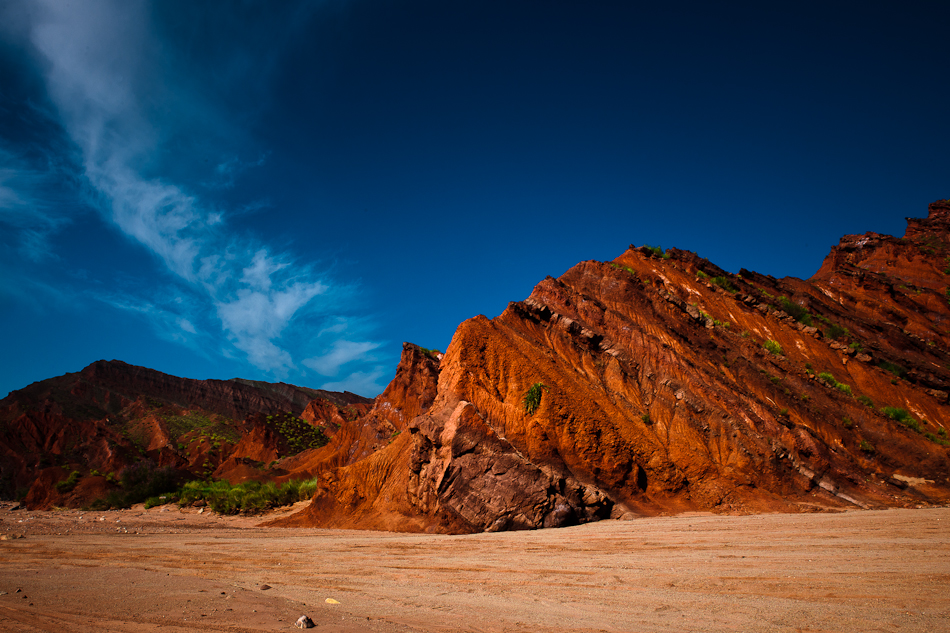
[274,200,950,532]
[0,362,370,506]
[5,201,950,531]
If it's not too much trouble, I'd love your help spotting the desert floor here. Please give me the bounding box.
[1,502,948,632]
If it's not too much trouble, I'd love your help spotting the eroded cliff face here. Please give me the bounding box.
[0,361,371,505]
[276,201,950,532]
[7,202,950,529]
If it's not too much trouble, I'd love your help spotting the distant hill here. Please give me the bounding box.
[0,360,371,505]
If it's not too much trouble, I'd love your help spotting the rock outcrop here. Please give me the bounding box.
[6,201,950,530]
[273,200,950,532]
[0,361,371,505]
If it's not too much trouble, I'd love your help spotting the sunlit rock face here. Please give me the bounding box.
[6,202,950,529]
[277,201,950,532]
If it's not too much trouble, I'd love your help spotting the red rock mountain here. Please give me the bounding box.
[273,200,950,532]
[0,361,370,506]
[5,201,950,532]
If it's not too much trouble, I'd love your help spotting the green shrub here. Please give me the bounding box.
[55,470,82,493]
[878,360,907,380]
[843,418,854,429]
[641,245,671,259]
[144,493,179,509]
[817,372,852,396]
[641,413,652,425]
[883,406,911,422]
[176,478,319,515]
[777,296,812,325]
[764,340,783,355]
[711,276,737,293]
[884,407,920,432]
[859,440,875,454]
[609,262,638,276]
[696,270,709,280]
[857,395,874,408]
[924,432,950,447]
[89,461,179,510]
[825,323,849,340]
[522,383,548,415]
[264,411,330,454]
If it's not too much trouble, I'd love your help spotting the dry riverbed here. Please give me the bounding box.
[1,502,949,632]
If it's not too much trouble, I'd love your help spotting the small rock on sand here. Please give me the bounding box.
[295,615,315,628]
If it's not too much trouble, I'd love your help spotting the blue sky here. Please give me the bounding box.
[1,1,948,398]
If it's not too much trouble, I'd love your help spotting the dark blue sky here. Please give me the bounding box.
[1,1,948,398]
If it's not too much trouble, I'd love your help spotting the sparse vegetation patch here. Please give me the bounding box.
[522,383,548,415]
[878,360,907,380]
[264,411,330,454]
[711,276,737,293]
[55,470,82,493]
[817,372,853,396]
[777,296,813,326]
[89,461,179,510]
[883,407,921,432]
[152,477,321,514]
[764,340,783,356]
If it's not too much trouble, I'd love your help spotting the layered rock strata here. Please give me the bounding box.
[275,201,950,532]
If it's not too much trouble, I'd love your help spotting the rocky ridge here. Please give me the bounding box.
[4,201,950,532]
[273,200,950,532]
[0,361,371,506]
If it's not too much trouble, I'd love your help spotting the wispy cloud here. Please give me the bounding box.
[217,275,327,373]
[209,153,270,189]
[2,0,383,382]
[96,291,208,350]
[0,146,77,262]
[304,340,382,376]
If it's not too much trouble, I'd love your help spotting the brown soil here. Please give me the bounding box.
[2,502,948,632]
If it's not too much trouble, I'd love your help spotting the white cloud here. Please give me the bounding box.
[14,0,352,377]
[303,340,381,376]
[216,279,327,375]
[241,249,288,292]
[96,292,207,351]
[0,149,75,262]
[178,318,197,334]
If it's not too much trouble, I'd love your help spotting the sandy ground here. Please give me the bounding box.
[1,502,949,632]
